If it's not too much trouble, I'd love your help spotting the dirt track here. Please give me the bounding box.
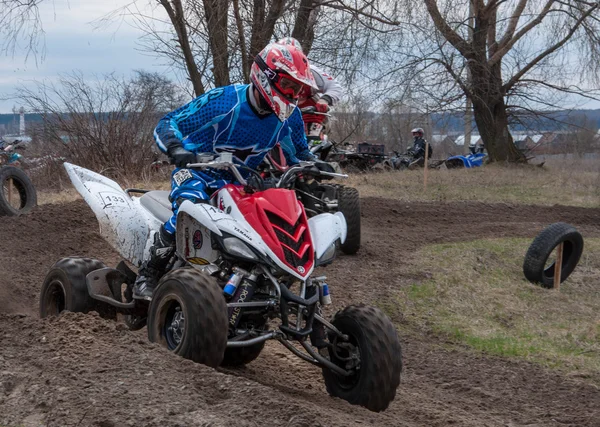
[2,198,600,426]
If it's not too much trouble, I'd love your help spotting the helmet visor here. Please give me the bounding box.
[275,73,303,99]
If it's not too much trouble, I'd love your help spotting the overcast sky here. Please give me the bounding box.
[0,0,177,114]
[2,0,599,115]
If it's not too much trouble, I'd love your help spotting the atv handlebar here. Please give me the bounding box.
[276,162,347,188]
[186,152,248,186]
[187,153,347,191]
[300,106,331,117]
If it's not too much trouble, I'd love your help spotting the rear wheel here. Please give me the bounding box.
[0,166,37,216]
[338,186,361,255]
[148,268,228,367]
[322,305,402,412]
[40,257,106,317]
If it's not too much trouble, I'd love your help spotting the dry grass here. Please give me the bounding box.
[393,238,600,379]
[37,169,172,206]
[347,160,600,207]
[37,158,600,207]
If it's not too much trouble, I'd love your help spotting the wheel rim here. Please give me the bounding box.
[329,334,361,389]
[2,177,27,210]
[42,280,66,316]
[162,298,185,350]
[543,240,574,279]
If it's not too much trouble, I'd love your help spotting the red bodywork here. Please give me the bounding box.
[220,184,314,277]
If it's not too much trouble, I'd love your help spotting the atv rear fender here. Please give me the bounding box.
[64,163,152,266]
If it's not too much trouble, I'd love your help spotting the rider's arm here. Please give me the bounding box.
[310,64,344,106]
[154,87,227,154]
[283,108,315,164]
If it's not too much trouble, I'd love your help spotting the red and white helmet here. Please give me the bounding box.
[250,43,317,122]
[277,37,303,53]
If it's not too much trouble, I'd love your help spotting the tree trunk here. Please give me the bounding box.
[468,47,525,163]
[291,0,319,54]
[159,0,205,97]
[203,0,230,87]
[472,95,524,162]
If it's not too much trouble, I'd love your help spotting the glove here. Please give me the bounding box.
[315,101,330,113]
[168,146,196,168]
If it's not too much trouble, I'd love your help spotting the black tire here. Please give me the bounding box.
[445,158,465,169]
[0,166,37,216]
[338,186,361,255]
[322,305,402,412]
[523,222,584,288]
[40,257,106,317]
[147,268,228,368]
[221,341,265,367]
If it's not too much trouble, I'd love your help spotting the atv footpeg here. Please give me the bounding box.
[86,268,135,309]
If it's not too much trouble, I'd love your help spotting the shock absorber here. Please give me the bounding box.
[227,273,257,328]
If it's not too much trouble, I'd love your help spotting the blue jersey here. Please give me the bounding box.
[154,84,311,170]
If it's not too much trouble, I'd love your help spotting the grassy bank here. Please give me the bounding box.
[389,237,600,379]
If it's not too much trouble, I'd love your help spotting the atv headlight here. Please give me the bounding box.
[316,242,336,267]
[223,237,259,261]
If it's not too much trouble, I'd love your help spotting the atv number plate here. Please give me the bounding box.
[99,191,129,208]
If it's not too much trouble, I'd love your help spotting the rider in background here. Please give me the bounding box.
[133,42,318,300]
[277,37,344,143]
[408,127,432,160]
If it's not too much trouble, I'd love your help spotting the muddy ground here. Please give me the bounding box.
[1,198,600,426]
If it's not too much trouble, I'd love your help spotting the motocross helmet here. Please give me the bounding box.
[250,43,317,122]
[277,37,303,53]
[411,127,424,138]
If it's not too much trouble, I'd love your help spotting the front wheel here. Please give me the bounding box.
[147,268,228,368]
[322,305,402,412]
[0,166,37,216]
[338,186,361,255]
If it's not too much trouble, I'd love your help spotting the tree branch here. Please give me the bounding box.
[488,0,556,65]
[503,2,600,92]
[423,0,470,57]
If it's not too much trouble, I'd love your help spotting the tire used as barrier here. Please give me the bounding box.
[0,166,37,216]
[523,222,584,288]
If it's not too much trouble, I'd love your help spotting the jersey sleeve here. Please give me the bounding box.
[154,86,228,154]
[282,108,314,163]
[310,64,344,106]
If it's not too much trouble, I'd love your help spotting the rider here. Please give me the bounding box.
[408,127,432,160]
[277,37,344,142]
[133,42,318,300]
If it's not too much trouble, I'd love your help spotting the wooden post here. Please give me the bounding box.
[7,178,12,207]
[423,140,430,191]
[553,242,564,290]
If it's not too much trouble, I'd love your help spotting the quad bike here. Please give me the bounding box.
[261,143,361,255]
[0,142,37,216]
[39,155,402,412]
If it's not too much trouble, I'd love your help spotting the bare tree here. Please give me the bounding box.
[339,0,600,163]
[0,0,45,61]
[14,71,186,176]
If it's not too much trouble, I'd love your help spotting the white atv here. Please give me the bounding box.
[39,155,402,412]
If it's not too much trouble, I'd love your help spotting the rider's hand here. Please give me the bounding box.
[168,147,196,168]
[315,100,330,113]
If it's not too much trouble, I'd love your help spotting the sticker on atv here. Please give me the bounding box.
[173,169,193,186]
[99,192,130,208]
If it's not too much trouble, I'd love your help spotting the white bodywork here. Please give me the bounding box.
[65,163,347,278]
